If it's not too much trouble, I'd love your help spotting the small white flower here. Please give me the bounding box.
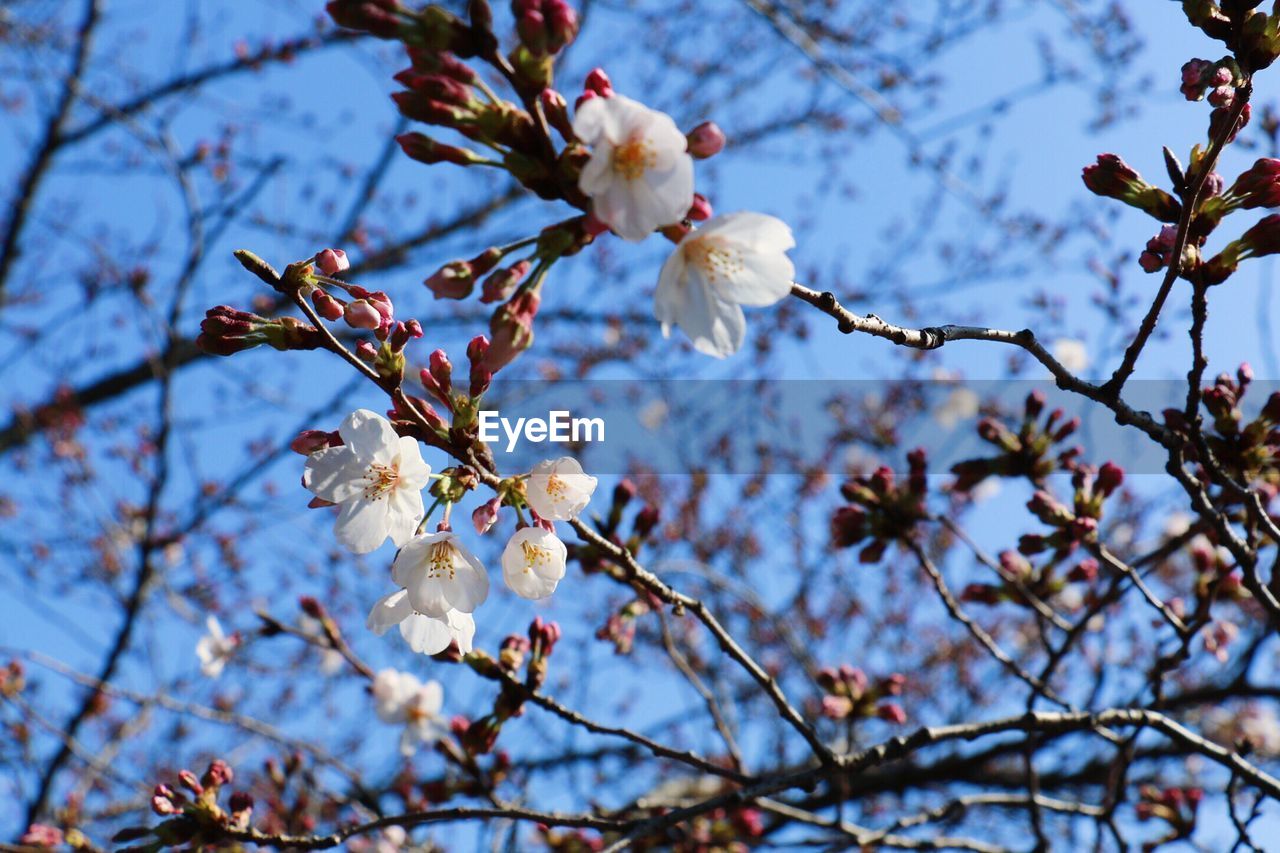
[303,409,433,554]
[392,531,490,618]
[502,527,568,600]
[655,212,795,358]
[933,387,980,430]
[371,669,447,755]
[1051,338,1089,374]
[367,589,476,655]
[526,457,597,521]
[196,616,238,678]
[574,94,694,242]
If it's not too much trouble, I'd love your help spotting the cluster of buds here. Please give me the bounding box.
[571,479,662,582]
[830,449,928,563]
[1017,462,1125,559]
[815,665,906,725]
[1135,785,1202,850]
[595,595,657,655]
[1181,56,1243,105]
[1166,364,1280,489]
[113,760,252,850]
[513,0,579,57]
[461,618,562,755]
[1081,154,1181,222]
[1179,2,1280,73]
[1137,224,1180,273]
[951,391,1081,491]
[960,550,1083,609]
[196,306,325,356]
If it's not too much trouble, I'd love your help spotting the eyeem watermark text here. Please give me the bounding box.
[478,410,605,452]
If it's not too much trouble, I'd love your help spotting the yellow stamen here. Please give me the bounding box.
[428,541,457,579]
[362,462,399,500]
[683,236,743,285]
[611,138,655,181]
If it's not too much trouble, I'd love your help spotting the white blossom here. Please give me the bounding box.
[1051,338,1089,374]
[195,616,238,678]
[525,457,597,521]
[574,95,694,242]
[502,527,568,600]
[655,212,795,358]
[371,669,447,755]
[303,409,432,554]
[391,531,489,618]
[367,588,476,655]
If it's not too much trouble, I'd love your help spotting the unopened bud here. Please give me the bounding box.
[686,121,726,158]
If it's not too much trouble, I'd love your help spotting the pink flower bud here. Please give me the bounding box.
[356,340,378,362]
[686,121,726,158]
[203,758,234,788]
[344,299,382,330]
[877,702,907,724]
[425,260,475,299]
[178,769,204,796]
[290,429,339,454]
[315,248,350,276]
[311,289,345,321]
[397,132,486,167]
[20,825,65,848]
[480,262,524,304]
[687,193,713,222]
[583,67,612,97]
[472,497,501,534]
[485,290,540,372]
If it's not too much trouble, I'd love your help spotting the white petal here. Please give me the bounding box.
[446,610,476,654]
[386,488,424,548]
[399,612,453,654]
[502,527,567,600]
[573,94,649,145]
[303,447,366,503]
[366,589,412,636]
[671,265,746,358]
[440,554,489,613]
[405,577,453,618]
[418,680,443,716]
[395,437,432,489]
[654,247,688,329]
[700,211,795,253]
[391,535,433,588]
[334,496,392,554]
[338,409,399,465]
[645,155,695,225]
[579,145,615,196]
[712,244,794,307]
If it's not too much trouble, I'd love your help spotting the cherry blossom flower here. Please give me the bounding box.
[1051,338,1089,374]
[391,531,490,617]
[525,456,597,520]
[371,669,447,755]
[196,616,238,678]
[502,527,568,599]
[654,212,795,358]
[574,94,694,242]
[303,409,432,554]
[366,588,476,655]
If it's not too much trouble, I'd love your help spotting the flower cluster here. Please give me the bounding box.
[1165,363,1280,489]
[111,760,253,850]
[815,664,906,725]
[829,448,929,563]
[950,390,1081,491]
[1017,461,1125,560]
[459,617,562,754]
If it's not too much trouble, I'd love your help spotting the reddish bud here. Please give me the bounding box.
[315,248,349,276]
[686,121,726,158]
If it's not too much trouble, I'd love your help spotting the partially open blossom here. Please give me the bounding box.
[473,497,501,534]
[526,456,597,520]
[303,409,432,554]
[315,248,350,275]
[485,290,540,372]
[392,531,490,617]
[372,669,448,755]
[574,94,694,241]
[367,589,476,655]
[344,299,382,330]
[655,212,795,358]
[502,526,568,599]
[196,615,238,678]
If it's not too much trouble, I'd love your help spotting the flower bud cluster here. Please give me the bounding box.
[815,664,906,725]
[1017,461,1125,560]
[829,449,928,563]
[113,760,252,848]
[951,391,1081,491]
